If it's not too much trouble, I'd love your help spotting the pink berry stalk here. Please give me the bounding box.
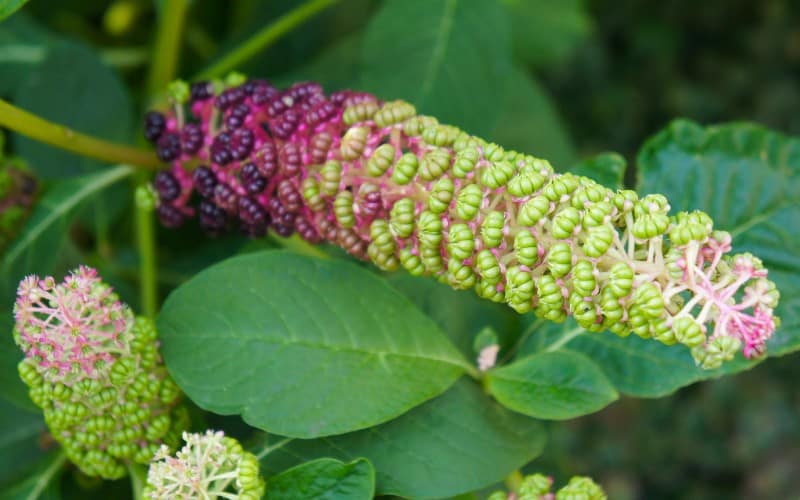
[13,267,189,479]
[145,77,780,370]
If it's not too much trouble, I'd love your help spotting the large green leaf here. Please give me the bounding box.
[0,14,52,95]
[638,120,800,356]
[359,0,512,136]
[570,152,626,189]
[266,458,374,500]
[0,452,63,500]
[491,67,576,168]
[487,350,618,420]
[158,250,469,439]
[265,379,546,499]
[0,0,29,22]
[500,0,591,67]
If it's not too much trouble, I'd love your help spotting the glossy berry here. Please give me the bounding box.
[153,171,180,202]
[189,81,213,102]
[143,111,166,142]
[156,132,181,162]
[180,123,203,154]
[192,166,217,198]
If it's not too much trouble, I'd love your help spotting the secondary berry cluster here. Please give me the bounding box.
[13,267,189,479]
[144,430,265,500]
[145,77,780,369]
[488,473,606,500]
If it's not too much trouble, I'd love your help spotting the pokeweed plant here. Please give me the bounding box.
[0,1,797,499]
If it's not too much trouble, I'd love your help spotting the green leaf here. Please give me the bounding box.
[0,0,29,22]
[638,119,800,356]
[0,452,64,500]
[570,152,627,189]
[386,273,522,361]
[500,0,591,67]
[265,379,546,499]
[0,14,52,95]
[491,67,577,168]
[266,458,375,500]
[13,41,133,179]
[158,250,469,439]
[0,399,48,488]
[0,166,132,303]
[359,0,512,136]
[487,350,618,419]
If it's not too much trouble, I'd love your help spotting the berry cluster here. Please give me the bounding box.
[144,430,265,500]
[145,78,780,369]
[13,267,189,479]
[0,156,37,251]
[489,473,606,500]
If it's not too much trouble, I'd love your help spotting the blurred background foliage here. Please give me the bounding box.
[1,0,798,498]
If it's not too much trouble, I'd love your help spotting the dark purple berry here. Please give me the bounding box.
[154,171,181,201]
[240,162,267,194]
[270,109,300,139]
[229,128,254,161]
[225,104,250,129]
[267,94,290,117]
[144,111,167,142]
[238,197,268,226]
[271,222,294,237]
[295,215,321,244]
[190,81,214,102]
[181,123,204,154]
[361,190,382,217]
[287,82,323,103]
[251,82,280,106]
[192,166,217,198]
[199,200,227,231]
[216,86,246,110]
[210,135,232,166]
[156,132,182,162]
[213,183,239,212]
[306,100,336,127]
[330,91,350,105]
[157,204,184,227]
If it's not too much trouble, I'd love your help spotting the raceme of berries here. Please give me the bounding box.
[488,473,607,500]
[13,267,189,479]
[145,77,780,370]
[144,430,265,500]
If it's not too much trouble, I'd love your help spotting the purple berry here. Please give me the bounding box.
[213,183,239,212]
[157,203,184,227]
[255,142,278,178]
[229,128,254,161]
[199,200,227,232]
[156,132,182,162]
[154,171,181,201]
[216,86,246,110]
[190,81,214,102]
[225,104,250,129]
[306,100,336,127]
[277,179,302,213]
[144,111,167,142]
[295,215,321,244]
[251,82,280,106]
[288,82,323,103]
[210,134,233,166]
[240,162,267,194]
[181,123,204,154]
[238,197,268,226]
[278,142,301,176]
[192,166,217,198]
[270,109,300,139]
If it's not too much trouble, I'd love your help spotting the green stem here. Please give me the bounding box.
[195,0,339,80]
[135,184,158,319]
[27,451,67,500]
[0,100,160,169]
[255,436,294,461]
[146,0,191,97]
[127,463,147,500]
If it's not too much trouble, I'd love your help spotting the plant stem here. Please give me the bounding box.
[146,0,191,97]
[27,451,67,500]
[195,0,339,80]
[255,436,294,461]
[0,99,160,169]
[135,184,158,319]
[128,463,147,500]
[504,469,524,493]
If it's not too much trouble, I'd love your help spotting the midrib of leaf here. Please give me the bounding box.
[2,164,132,267]
[419,0,457,103]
